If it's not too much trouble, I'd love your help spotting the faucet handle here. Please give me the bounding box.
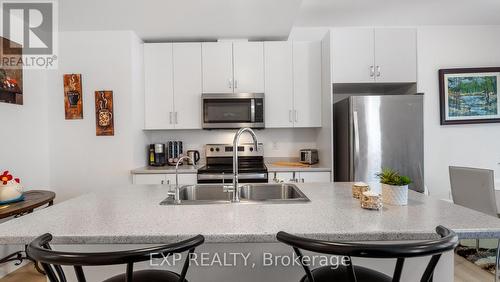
[223,185,235,193]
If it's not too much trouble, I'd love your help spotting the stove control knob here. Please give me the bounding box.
[215,148,220,152]
[210,148,214,152]
[249,147,254,152]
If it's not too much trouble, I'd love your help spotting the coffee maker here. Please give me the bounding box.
[149,144,166,166]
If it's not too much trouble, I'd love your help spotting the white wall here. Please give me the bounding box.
[418,26,500,199]
[0,70,50,190]
[46,31,148,202]
[149,128,319,159]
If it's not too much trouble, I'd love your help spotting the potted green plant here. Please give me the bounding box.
[376,168,412,205]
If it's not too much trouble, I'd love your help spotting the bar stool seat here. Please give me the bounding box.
[301,265,391,282]
[103,269,185,282]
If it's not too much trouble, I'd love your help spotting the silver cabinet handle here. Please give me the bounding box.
[167,180,170,185]
[174,112,178,124]
[369,66,375,77]
[234,79,238,89]
[289,110,293,123]
[376,66,381,77]
[161,180,164,185]
[228,79,233,88]
[301,178,305,183]
[294,110,298,122]
[169,112,172,124]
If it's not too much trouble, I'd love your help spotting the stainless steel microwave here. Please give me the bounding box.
[202,93,264,129]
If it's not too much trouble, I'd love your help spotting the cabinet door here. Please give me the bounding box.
[264,42,294,128]
[133,174,166,185]
[233,42,264,93]
[268,172,295,183]
[298,172,331,183]
[293,41,322,128]
[331,28,375,83]
[144,43,174,129]
[374,28,417,83]
[201,42,233,93]
[173,43,202,129]
[164,174,197,185]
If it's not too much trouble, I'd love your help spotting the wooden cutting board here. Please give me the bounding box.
[271,161,311,167]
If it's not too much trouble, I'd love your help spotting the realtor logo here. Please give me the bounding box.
[1,0,58,69]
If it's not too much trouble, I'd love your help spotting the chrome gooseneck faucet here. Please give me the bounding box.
[167,155,197,204]
[232,128,259,202]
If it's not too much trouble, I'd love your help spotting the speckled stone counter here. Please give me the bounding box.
[0,182,499,245]
[131,164,199,174]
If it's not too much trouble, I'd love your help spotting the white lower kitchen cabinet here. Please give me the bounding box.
[298,171,331,183]
[132,174,197,185]
[268,172,295,183]
[133,174,167,185]
[269,171,331,183]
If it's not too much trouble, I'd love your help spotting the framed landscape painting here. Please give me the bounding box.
[439,67,500,125]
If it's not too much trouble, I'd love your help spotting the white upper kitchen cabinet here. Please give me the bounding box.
[264,42,294,128]
[293,41,322,128]
[173,43,202,129]
[332,28,375,83]
[144,43,175,129]
[374,28,417,83]
[331,27,417,83]
[201,42,234,93]
[232,42,264,93]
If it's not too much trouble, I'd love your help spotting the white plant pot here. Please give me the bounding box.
[0,182,23,202]
[382,184,408,206]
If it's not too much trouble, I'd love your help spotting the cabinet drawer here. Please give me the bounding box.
[133,174,167,185]
[299,172,331,183]
[165,174,197,185]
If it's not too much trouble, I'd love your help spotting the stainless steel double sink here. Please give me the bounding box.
[160,183,310,205]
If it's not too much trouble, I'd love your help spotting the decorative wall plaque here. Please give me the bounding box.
[63,74,83,119]
[95,91,114,136]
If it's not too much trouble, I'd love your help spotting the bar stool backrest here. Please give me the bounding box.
[277,225,458,282]
[27,233,205,282]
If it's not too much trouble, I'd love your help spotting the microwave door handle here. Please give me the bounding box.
[250,99,255,123]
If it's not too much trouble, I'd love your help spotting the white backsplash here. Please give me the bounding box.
[148,128,319,158]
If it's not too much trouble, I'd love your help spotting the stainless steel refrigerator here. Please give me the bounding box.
[333,95,424,192]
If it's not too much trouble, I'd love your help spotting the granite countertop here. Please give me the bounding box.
[265,157,331,172]
[131,164,200,174]
[0,183,499,245]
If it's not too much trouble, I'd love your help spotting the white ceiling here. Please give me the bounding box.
[59,0,303,41]
[59,0,500,41]
[295,0,500,26]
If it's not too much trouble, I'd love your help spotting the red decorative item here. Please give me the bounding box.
[1,171,13,185]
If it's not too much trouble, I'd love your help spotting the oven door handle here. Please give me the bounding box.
[197,173,267,181]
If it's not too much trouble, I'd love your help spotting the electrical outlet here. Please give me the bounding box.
[272,141,278,150]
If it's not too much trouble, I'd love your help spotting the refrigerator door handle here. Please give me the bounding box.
[353,111,360,180]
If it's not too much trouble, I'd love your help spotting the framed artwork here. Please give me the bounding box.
[439,67,500,125]
[63,74,83,119]
[0,37,23,105]
[95,91,114,136]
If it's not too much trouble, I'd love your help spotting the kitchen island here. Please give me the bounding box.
[0,182,499,281]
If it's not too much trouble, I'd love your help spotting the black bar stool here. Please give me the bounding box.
[276,225,458,282]
[27,233,205,282]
